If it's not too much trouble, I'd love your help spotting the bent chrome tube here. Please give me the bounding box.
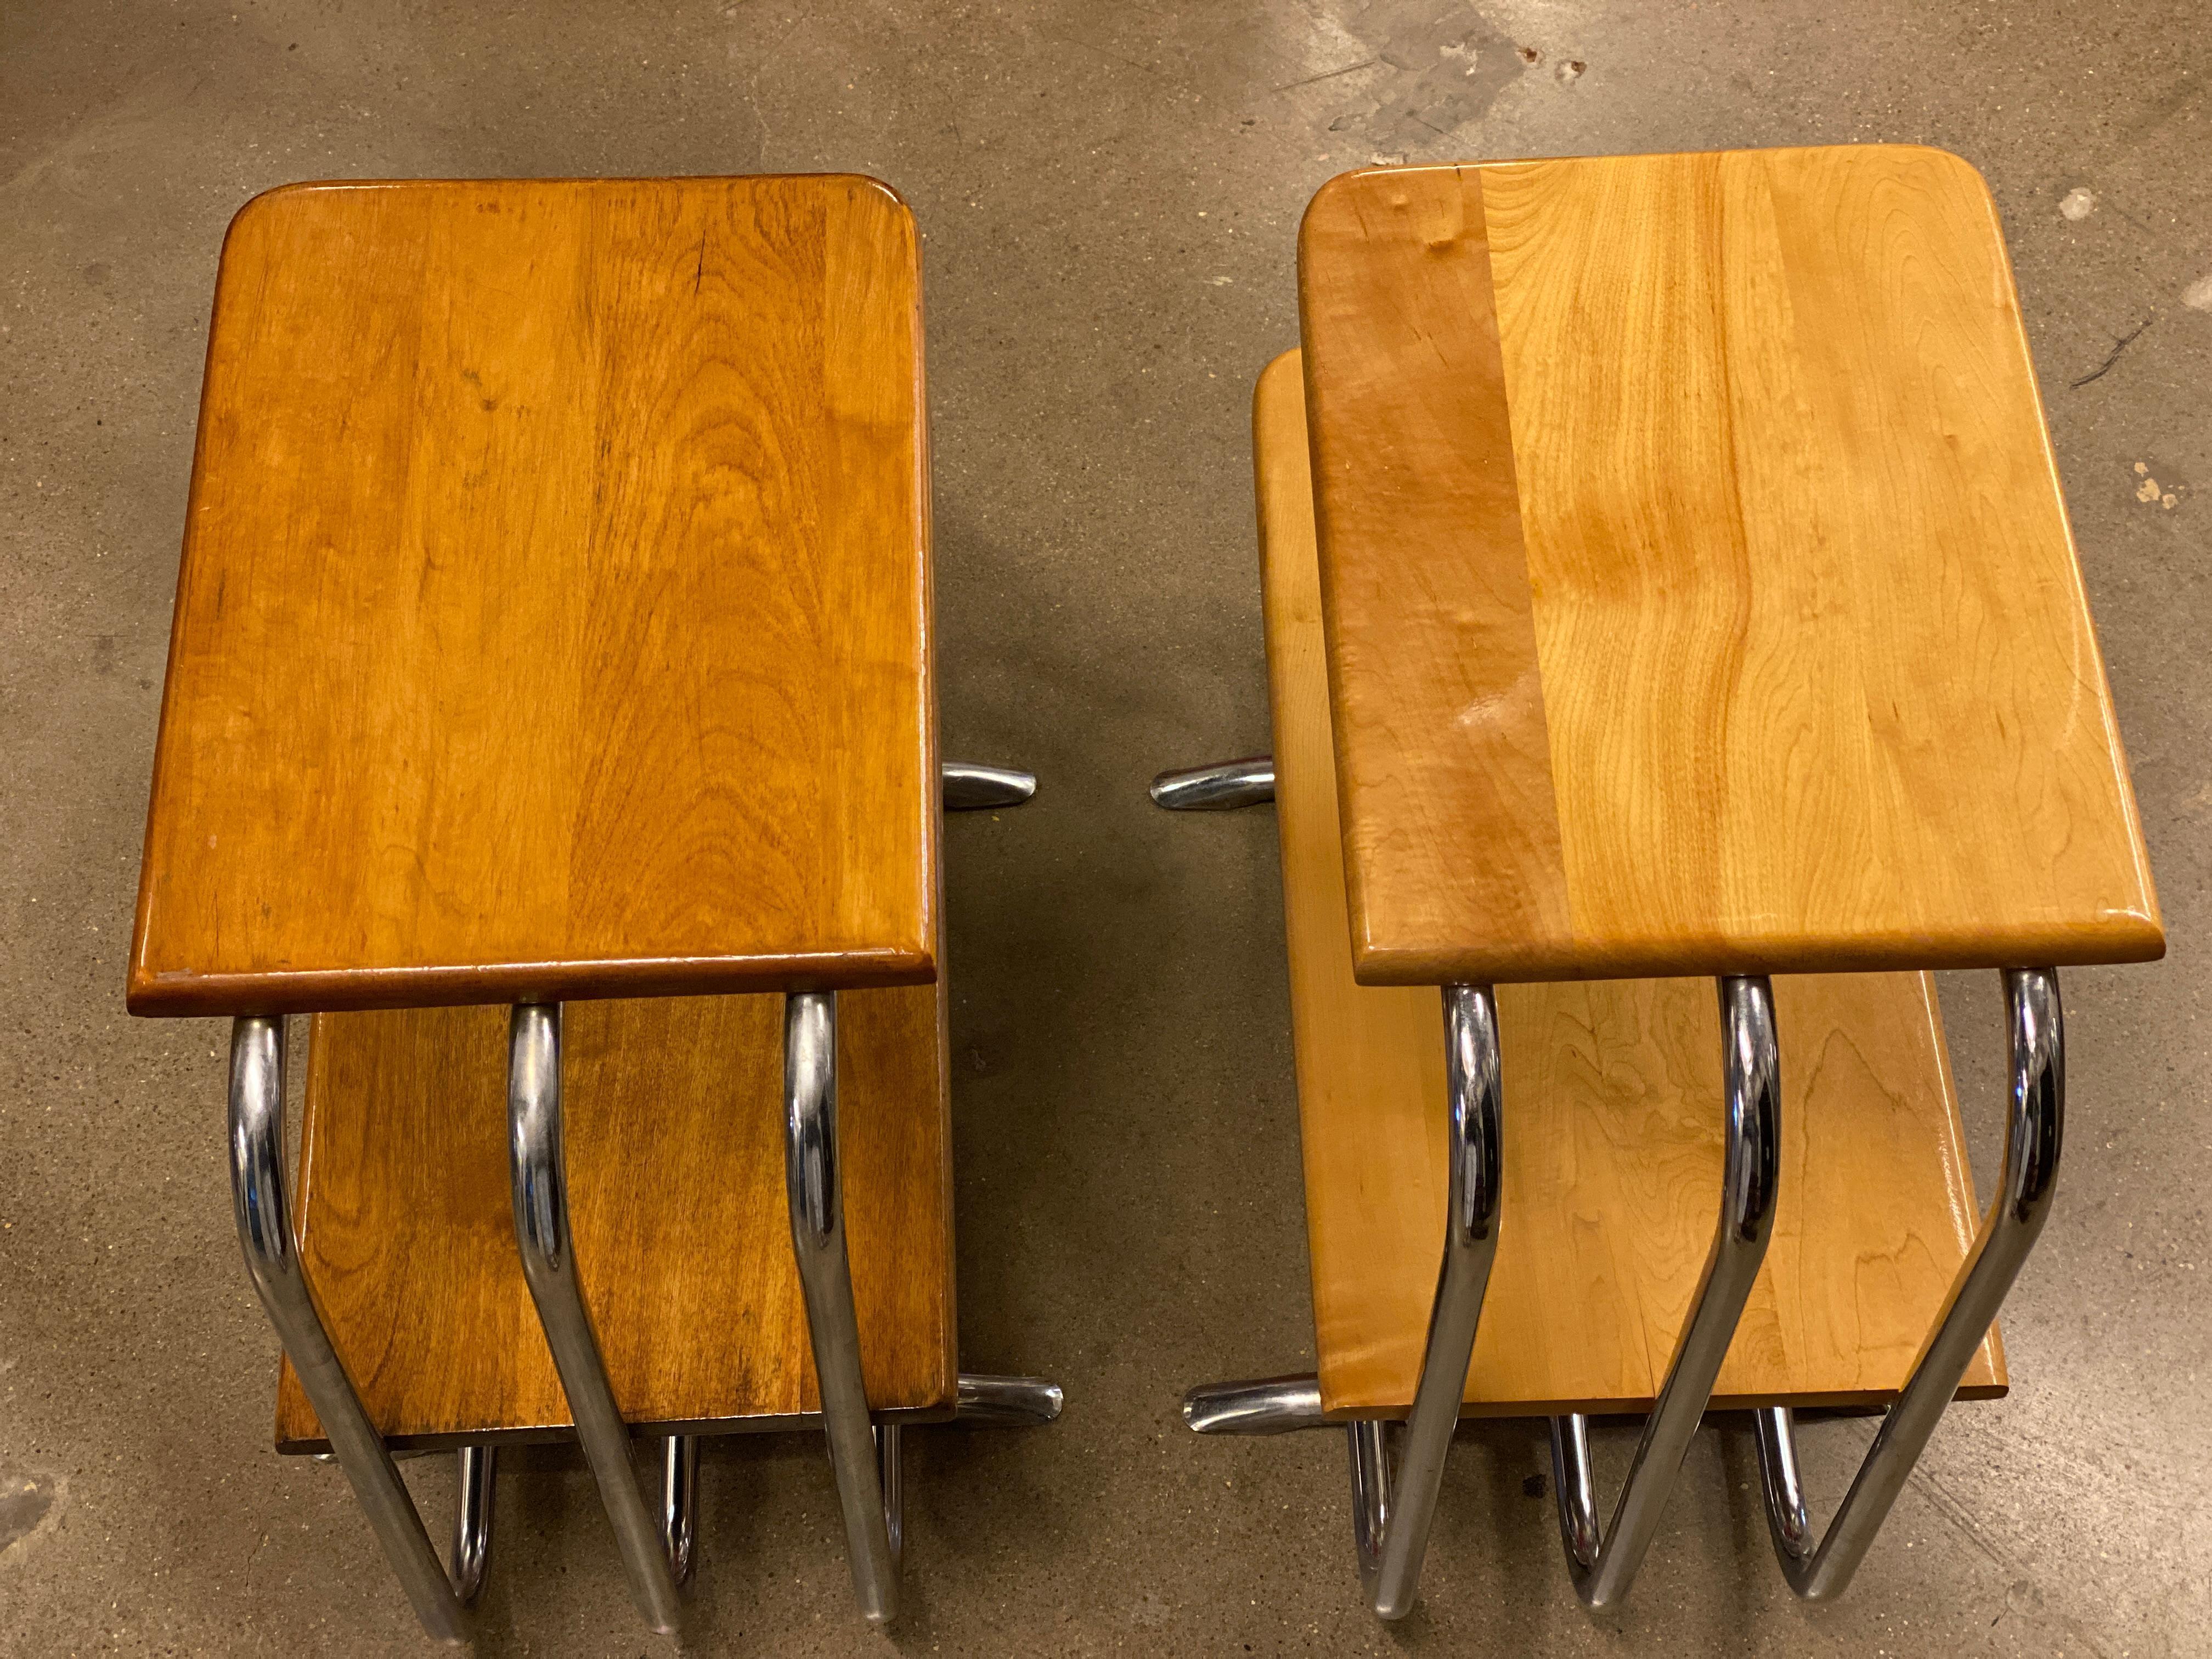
[509,1003,685,1635]
[1148,755,1276,810]
[450,1446,495,1605]
[877,1425,904,1566]
[1754,967,2063,1601]
[786,991,902,1624]
[227,1016,474,1644]
[1351,984,1504,1620]
[1182,1375,1328,1436]
[661,1437,698,1587]
[941,761,1037,810]
[955,1373,1066,1427]
[1347,1418,1390,1592]
[1549,974,1782,1610]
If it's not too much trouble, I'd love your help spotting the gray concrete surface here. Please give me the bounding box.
[4,1,2208,1653]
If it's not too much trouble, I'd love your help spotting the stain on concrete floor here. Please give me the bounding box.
[1331,0,1526,152]
[0,1475,61,1559]
[3,1,2209,1655]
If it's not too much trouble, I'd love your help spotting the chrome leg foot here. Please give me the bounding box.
[1753,967,2063,1601]
[943,761,1037,810]
[955,1373,1065,1427]
[1548,975,1782,1611]
[1182,1375,1327,1436]
[1349,984,1504,1620]
[452,1445,495,1605]
[786,992,902,1625]
[661,1436,698,1587]
[228,1016,474,1644]
[1148,755,1275,810]
[509,1004,685,1636]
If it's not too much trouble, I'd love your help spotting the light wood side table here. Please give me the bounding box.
[1156,145,2160,1618]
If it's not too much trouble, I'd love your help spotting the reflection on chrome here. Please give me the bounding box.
[1182,1375,1327,1436]
[509,1003,684,1635]
[942,761,1038,810]
[1754,967,2063,1600]
[785,991,902,1624]
[229,1014,475,1643]
[1148,756,1276,810]
[1549,974,1781,1611]
[1352,984,1504,1620]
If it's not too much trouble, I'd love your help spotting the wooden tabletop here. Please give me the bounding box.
[130,176,937,1016]
[1299,146,2161,985]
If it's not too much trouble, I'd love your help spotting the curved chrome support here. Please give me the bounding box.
[942,761,1038,810]
[1182,1375,1328,1436]
[1351,984,1504,1620]
[955,1373,1066,1427]
[1754,967,2064,1601]
[508,1004,684,1636]
[451,1446,495,1605]
[227,1016,475,1644]
[1548,974,1782,1610]
[661,1437,698,1587]
[1148,755,1276,811]
[785,991,902,1625]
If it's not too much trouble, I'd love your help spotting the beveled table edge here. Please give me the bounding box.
[1294,142,1995,246]
[1345,913,2166,988]
[223,170,918,226]
[126,945,937,1018]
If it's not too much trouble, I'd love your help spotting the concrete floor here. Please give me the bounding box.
[4,1,2209,1653]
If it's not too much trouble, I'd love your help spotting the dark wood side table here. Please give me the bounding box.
[130,174,1058,1641]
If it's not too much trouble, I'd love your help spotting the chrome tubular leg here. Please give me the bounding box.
[1148,755,1276,810]
[786,991,902,1624]
[877,1425,904,1565]
[942,761,1037,810]
[227,1016,473,1644]
[451,1446,495,1605]
[1754,966,2064,1601]
[508,1003,684,1636]
[661,1437,698,1587]
[1182,1375,1327,1436]
[1351,984,1504,1621]
[1548,973,1782,1610]
[955,1373,1066,1427]
[1347,1418,1390,1587]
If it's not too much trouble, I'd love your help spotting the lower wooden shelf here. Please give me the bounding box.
[275,985,956,1452]
[1252,350,2004,1419]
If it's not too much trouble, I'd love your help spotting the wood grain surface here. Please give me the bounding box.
[1256,352,2003,1415]
[275,983,954,1448]
[1299,147,2160,985]
[131,176,938,1016]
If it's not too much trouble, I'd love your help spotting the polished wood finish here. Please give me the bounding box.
[131,176,938,1017]
[1256,352,2003,1415]
[275,982,954,1448]
[1299,146,2161,986]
